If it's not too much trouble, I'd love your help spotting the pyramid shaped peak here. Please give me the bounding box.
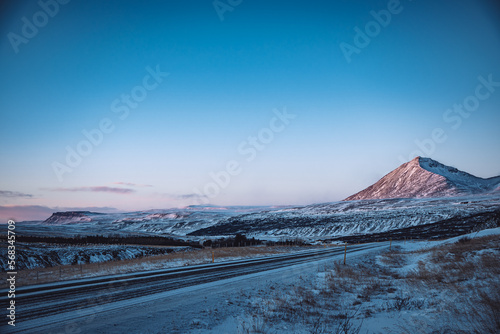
[408,156,437,164]
[344,157,500,201]
[406,156,422,166]
[405,157,446,171]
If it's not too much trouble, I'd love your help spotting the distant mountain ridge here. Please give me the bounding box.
[344,157,500,201]
[35,157,500,240]
[43,211,104,224]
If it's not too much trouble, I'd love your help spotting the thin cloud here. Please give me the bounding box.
[161,193,209,203]
[0,190,33,198]
[113,182,153,188]
[49,187,135,194]
[176,193,207,200]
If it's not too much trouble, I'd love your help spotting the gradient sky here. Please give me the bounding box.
[1,0,500,221]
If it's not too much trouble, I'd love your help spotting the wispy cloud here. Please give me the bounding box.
[113,182,153,188]
[176,193,207,200]
[48,187,135,194]
[0,190,33,198]
[161,193,208,201]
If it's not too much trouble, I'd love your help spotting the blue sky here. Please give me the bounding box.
[1,0,500,220]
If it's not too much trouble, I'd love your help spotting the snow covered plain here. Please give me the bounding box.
[14,195,500,242]
[5,194,498,275]
[7,228,499,333]
[0,242,189,270]
[1,205,280,271]
[34,205,283,237]
[191,194,500,239]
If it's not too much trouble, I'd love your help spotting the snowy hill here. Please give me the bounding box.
[35,205,280,237]
[189,194,500,238]
[43,211,106,224]
[23,158,500,241]
[345,157,500,201]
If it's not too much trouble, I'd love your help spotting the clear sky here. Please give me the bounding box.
[1,0,500,221]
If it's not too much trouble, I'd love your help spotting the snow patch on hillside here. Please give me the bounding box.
[419,157,500,192]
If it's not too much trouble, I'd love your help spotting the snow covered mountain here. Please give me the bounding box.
[35,205,281,237]
[19,158,500,241]
[43,211,106,224]
[344,157,500,201]
[15,197,500,244]
[189,194,500,238]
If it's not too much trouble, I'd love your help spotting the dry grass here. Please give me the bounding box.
[395,234,500,333]
[441,283,500,334]
[238,233,500,333]
[249,277,364,334]
[324,263,365,294]
[477,288,500,333]
[237,314,268,334]
[379,250,406,267]
[407,234,500,285]
[2,245,321,287]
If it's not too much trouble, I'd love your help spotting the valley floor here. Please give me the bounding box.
[2,245,322,287]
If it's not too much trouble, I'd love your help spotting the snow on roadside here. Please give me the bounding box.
[0,243,189,271]
[229,229,500,333]
[12,230,500,333]
[16,245,385,334]
[397,227,500,253]
[4,246,329,287]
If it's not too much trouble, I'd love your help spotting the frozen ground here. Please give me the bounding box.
[239,227,500,333]
[0,242,189,270]
[191,194,500,238]
[5,246,322,287]
[13,194,500,241]
[12,229,499,333]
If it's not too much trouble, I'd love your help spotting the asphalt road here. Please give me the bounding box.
[2,243,383,333]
